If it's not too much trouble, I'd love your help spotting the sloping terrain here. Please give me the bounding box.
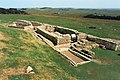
[0,14,120,80]
[0,26,77,80]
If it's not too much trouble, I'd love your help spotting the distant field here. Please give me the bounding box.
[0,14,120,39]
[0,12,120,80]
[25,8,120,17]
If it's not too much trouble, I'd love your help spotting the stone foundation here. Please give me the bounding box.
[8,20,120,51]
[87,35,120,51]
[8,20,120,66]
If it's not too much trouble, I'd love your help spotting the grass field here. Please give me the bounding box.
[25,8,120,16]
[0,14,120,39]
[0,11,120,80]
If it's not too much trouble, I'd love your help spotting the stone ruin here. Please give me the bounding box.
[8,20,42,29]
[8,20,120,66]
[35,23,120,51]
[87,35,120,51]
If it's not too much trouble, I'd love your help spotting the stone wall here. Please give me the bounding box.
[45,25,55,32]
[8,20,120,51]
[31,21,42,26]
[16,20,32,26]
[54,26,88,42]
[36,26,72,45]
[36,23,88,43]
[77,33,87,41]
[55,26,77,34]
[58,34,71,45]
[8,23,25,29]
[8,20,34,29]
[87,35,120,51]
[117,45,120,50]
[36,28,58,45]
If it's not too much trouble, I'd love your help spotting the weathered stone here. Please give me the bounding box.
[8,20,120,51]
[31,21,42,26]
[91,43,99,48]
[26,66,34,73]
[77,33,87,40]
[8,20,120,67]
[16,20,32,27]
[45,25,55,32]
[58,34,71,45]
[87,35,120,51]
[8,20,34,29]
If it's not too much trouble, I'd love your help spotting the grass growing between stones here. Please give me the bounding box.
[0,14,120,80]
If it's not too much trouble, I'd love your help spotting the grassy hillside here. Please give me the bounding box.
[0,14,120,80]
[25,8,120,16]
[0,26,78,80]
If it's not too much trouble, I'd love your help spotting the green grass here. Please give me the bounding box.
[9,74,31,80]
[0,26,75,79]
[25,8,120,16]
[0,14,120,39]
[0,13,120,80]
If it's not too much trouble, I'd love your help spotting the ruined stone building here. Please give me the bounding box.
[36,24,87,45]
[8,20,120,66]
[8,20,41,29]
[35,23,120,51]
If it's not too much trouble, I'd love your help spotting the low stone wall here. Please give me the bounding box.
[58,34,71,44]
[54,26,88,42]
[36,28,58,45]
[77,32,87,41]
[31,21,42,26]
[8,20,120,51]
[45,25,55,32]
[36,23,88,42]
[36,27,72,45]
[8,20,34,29]
[16,20,32,26]
[8,23,25,29]
[55,26,77,34]
[87,35,120,51]
[117,45,120,50]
